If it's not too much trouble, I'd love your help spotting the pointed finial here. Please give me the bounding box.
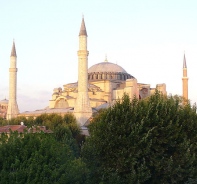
[11,40,17,57]
[79,16,87,36]
[183,52,187,68]
[104,54,108,62]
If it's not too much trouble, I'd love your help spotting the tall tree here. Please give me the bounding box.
[82,92,197,183]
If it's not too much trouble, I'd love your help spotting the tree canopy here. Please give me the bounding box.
[1,93,197,183]
[0,131,88,184]
[0,113,88,184]
[82,92,197,184]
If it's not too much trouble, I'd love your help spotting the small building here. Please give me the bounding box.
[0,99,8,119]
[0,124,52,135]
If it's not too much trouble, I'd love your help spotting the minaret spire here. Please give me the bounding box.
[79,16,87,36]
[74,17,92,126]
[183,53,187,68]
[6,41,19,119]
[11,40,17,57]
[182,53,188,104]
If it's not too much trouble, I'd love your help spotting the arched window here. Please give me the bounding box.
[55,99,68,108]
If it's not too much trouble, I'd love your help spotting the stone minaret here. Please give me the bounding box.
[182,53,188,103]
[6,41,19,120]
[74,17,92,126]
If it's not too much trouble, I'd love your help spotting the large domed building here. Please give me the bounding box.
[20,59,166,120]
[2,18,191,127]
[49,59,134,109]
[48,58,166,111]
[19,18,166,125]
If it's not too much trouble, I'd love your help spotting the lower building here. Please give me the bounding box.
[0,99,8,119]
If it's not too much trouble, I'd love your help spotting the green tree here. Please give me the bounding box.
[34,113,83,153]
[0,131,88,184]
[0,116,35,127]
[2,113,83,156]
[63,113,85,149]
[63,113,80,138]
[34,113,63,130]
[82,92,197,184]
[0,117,7,126]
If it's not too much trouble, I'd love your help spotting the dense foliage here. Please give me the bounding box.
[0,113,88,184]
[1,93,197,183]
[82,92,197,184]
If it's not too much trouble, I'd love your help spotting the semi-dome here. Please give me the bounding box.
[88,61,127,74]
[0,99,8,104]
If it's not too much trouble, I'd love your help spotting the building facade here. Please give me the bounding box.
[18,18,167,126]
[0,99,8,119]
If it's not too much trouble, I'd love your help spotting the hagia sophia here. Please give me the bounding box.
[0,18,188,127]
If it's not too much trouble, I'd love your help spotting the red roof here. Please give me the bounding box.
[0,125,52,133]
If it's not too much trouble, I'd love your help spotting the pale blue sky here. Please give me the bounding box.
[0,0,197,112]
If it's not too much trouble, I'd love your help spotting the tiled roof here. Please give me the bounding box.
[0,125,26,133]
[63,82,102,92]
[21,107,73,115]
[0,125,52,133]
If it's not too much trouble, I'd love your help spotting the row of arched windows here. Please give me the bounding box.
[88,73,132,81]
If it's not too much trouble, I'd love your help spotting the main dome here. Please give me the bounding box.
[88,61,134,81]
[88,62,127,74]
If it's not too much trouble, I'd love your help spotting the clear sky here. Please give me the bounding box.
[0,0,197,112]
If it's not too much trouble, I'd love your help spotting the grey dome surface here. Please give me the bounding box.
[88,62,127,73]
[0,99,8,104]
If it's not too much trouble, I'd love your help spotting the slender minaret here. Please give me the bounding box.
[182,53,188,103]
[74,17,92,126]
[6,41,19,119]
